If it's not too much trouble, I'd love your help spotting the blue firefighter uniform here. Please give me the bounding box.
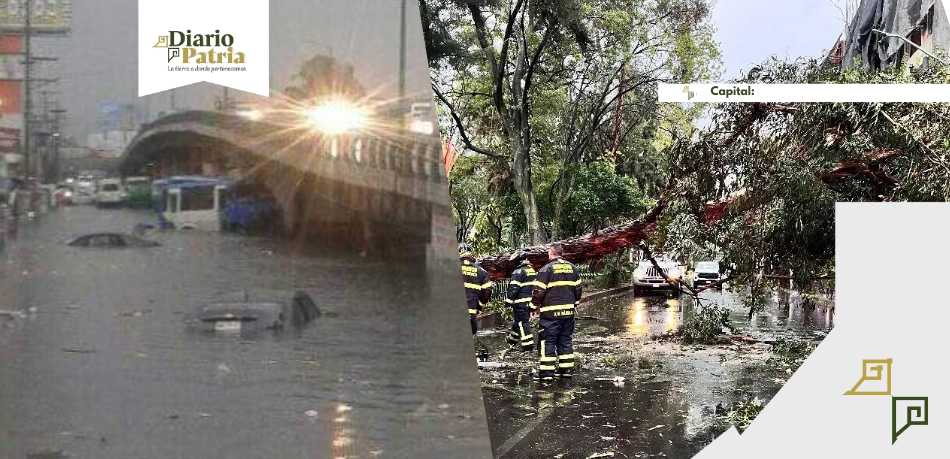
[531,256,582,380]
[505,258,537,352]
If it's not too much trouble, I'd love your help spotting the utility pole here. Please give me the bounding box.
[50,108,66,183]
[398,0,407,110]
[23,0,32,181]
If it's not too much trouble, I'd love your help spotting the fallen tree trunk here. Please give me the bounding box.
[477,149,903,279]
[477,191,670,279]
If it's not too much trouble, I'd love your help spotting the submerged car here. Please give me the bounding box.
[66,232,161,248]
[633,258,682,297]
[693,261,722,288]
[188,290,321,334]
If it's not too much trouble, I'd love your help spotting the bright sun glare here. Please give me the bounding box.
[306,100,368,135]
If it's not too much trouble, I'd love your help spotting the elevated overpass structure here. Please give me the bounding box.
[119,110,456,262]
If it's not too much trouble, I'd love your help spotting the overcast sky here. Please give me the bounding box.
[712,0,849,79]
[35,0,855,142]
[34,0,431,141]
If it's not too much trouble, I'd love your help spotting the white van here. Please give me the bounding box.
[95,178,126,208]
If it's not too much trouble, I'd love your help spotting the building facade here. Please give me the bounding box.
[829,0,950,71]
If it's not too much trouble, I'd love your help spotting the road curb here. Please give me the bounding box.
[476,285,634,331]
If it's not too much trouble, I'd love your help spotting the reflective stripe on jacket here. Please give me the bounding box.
[531,257,582,319]
[505,260,537,308]
[462,258,492,315]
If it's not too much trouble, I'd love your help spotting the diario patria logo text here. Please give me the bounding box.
[153,29,246,71]
[138,0,268,97]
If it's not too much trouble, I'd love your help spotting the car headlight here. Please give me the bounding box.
[634,269,645,280]
[667,269,681,280]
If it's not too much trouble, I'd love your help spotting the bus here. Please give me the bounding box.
[154,176,231,231]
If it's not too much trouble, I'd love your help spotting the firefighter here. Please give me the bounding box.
[531,243,582,381]
[460,242,492,336]
[505,250,536,352]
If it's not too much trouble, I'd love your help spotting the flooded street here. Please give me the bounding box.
[477,288,834,459]
[0,207,490,459]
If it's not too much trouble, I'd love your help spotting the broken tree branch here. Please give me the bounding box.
[431,84,505,158]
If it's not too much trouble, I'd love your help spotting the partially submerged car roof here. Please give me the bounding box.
[211,289,311,304]
[197,302,283,322]
[65,232,161,247]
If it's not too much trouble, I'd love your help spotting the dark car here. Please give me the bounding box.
[65,232,161,248]
[188,290,320,334]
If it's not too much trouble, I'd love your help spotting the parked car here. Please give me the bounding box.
[125,176,152,208]
[187,290,321,334]
[65,232,161,248]
[95,178,126,208]
[633,257,682,297]
[693,261,722,289]
[54,187,74,207]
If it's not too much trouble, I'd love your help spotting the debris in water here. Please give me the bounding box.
[117,309,152,318]
[0,309,27,319]
[26,449,69,459]
[305,410,319,418]
[477,361,507,369]
[61,348,97,354]
[586,452,615,458]
[647,424,665,431]
[216,362,232,374]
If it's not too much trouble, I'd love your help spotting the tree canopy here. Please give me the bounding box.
[422,0,722,245]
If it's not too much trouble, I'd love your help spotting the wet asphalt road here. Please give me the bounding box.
[478,288,834,458]
[0,206,492,459]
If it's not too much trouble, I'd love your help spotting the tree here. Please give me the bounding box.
[547,157,648,237]
[284,54,366,101]
[423,0,720,243]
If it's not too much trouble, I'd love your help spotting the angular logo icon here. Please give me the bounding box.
[682,85,695,100]
[138,0,269,97]
[892,397,928,444]
[843,358,891,395]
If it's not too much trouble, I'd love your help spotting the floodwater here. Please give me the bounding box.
[579,287,835,339]
[478,287,834,458]
[0,206,491,459]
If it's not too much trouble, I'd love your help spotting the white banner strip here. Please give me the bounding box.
[658,84,950,103]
